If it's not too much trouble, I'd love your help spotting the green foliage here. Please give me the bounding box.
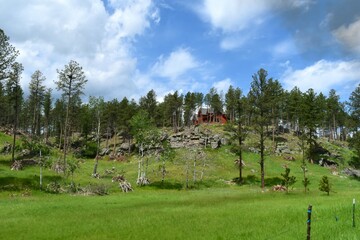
[249,68,273,189]
[46,181,62,194]
[348,132,360,168]
[348,84,360,127]
[0,29,19,81]
[76,141,97,158]
[281,167,296,193]
[302,176,310,193]
[20,138,51,157]
[319,175,331,195]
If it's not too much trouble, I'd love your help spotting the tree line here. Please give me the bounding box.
[1,28,360,187]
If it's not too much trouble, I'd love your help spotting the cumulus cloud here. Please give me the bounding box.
[199,0,269,33]
[0,0,159,100]
[151,48,199,80]
[333,18,360,54]
[196,0,313,50]
[212,78,233,94]
[281,60,360,95]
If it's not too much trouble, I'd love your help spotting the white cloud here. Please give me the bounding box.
[106,0,157,39]
[199,0,269,33]
[333,18,360,54]
[196,0,313,50]
[220,35,249,50]
[151,48,199,80]
[212,78,233,94]
[0,0,159,100]
[272,39,298,57]
[281,60,360,94]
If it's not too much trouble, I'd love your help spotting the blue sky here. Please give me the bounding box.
[1,0,360,101]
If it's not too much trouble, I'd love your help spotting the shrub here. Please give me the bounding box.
[281,167,296,193]
[319,176,331,195]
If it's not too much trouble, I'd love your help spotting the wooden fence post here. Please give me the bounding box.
[353,199,356,228]
[307,205,312,240]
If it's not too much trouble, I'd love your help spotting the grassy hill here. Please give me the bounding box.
[1,128,360,239]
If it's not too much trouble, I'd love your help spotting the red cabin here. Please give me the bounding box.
[193,108,227,125]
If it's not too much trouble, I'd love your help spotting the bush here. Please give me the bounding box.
[46,181,62,193]
[281,167,296,193]
[20,138,51,157]
[83,184,109,196]
[319,176,331,195]
[76,141,98,158]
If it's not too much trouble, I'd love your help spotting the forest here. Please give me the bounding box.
[1,27,359,165]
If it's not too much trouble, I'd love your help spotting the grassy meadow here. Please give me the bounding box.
[1,129,360,239]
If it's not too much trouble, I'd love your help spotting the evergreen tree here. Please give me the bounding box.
[267,79,284,147]
[286,87,303,133]
[348,84,360,128]
[162,91,183,131]
[0,29,19,81]
[319,175,331,196]
[248,68,272,190]
[55,60,87,171]
[184,91,196,127]
[8,62,23,162]
[300,89,321,160]
[139,89,158,123]
[43,88,52,143]
[224,89,247,183]
[281,167,296,193]
[194,92,204,109]
[327,89,341,140]
[28,70,46,137]
[52,99,66,148]
[225,85,241,122]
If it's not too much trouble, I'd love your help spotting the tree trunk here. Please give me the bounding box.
[162,157,166,183]
[63,83,72,172]
[193,153,197,183]
[93,115,101,176]
[200,156,205,182]
[333,114,337,140]
[112,130,117,156]
[186,156,189,189]
[11,84,19,163]
[260,130,265,190]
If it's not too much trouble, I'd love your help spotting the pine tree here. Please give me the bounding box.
[139,89,158,123]
[286,87,303,133]
[224,89,247,183]
[28,70,46,137]
[0,29,19,81]
[281,167,296,193]
[319,176,331,196]
[55,60,87,171]
[248,68,272,190]
[348,84,360,128]
[8,62,23,162]
[300,89,321,161]
[43,88,52,143]
[267,79,283,148]
[184,92,196,127]
[327,89,341,140]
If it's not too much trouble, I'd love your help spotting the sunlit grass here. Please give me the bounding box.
[1,132,360,239]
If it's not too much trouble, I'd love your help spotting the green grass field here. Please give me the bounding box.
[1,131,360,239]
[1,189,360,239]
